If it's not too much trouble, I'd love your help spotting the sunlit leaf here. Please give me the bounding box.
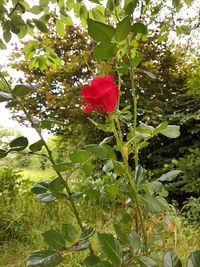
[61,223,78,243]
[158,170,183,182]
[69,150,91,163]
[172,0,182,12]
[94,41,116,59]
[12,84,32,97]
[160,125,180,138]
[42,230,66,250]
[56,20,65,38]
[92,8,105,23]
[114,16,132,42]
[53,162,74,172]
[98,233,122,266]
[87,19,115,41]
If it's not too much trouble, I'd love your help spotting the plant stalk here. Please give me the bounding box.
[18,101,94,254]
[129,57,148,255]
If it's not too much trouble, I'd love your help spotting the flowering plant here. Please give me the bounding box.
[80,75,119,113]
[0,0,200,267]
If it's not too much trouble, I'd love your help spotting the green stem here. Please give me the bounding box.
[110,114,147,252]
[129,58,148,255]
[18,101,94,254]
[1,75,89,239]
[113,36,148,253]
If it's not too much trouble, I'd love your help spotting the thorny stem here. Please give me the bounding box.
[111,36,148,253]
[1,74,94,254]
[127,38,148,254]
[20,102,94,254]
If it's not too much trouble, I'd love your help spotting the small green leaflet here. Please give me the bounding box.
[160,125,180,138]
[87,19,115,41]
[29,140,44,152]
[187,251,200,267]
[26,250,62,267]
[33,18,48,33]
[114,16,132,42]
[69,150,91,163]
[94,42,116,59]
[98,233,122,266]
[9,136,28,151]
[163,251,182,267]
[42,230,66,251]
[56,20,65,38]
[158,170,183,182]
[12,84,32,97]
[132,23,148,35]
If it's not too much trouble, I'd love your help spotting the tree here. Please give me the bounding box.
[7,23,102,144]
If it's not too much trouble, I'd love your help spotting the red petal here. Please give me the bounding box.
[101,85,119,113]
[80,75,119,114]
[84,106,93,112]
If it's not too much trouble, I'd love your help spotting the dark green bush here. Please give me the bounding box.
[166,148,200,201]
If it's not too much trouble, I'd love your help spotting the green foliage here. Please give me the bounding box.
[0,167,31,242]
[114,16,132,42]
[0,167,21,199]
[1,1,200,267]
[9,136,28,151]
[42,230,66,250]
[31,177,66,203]
[8,24,96,143]
[12,84,32,97]
[87,19,115,42]
[27,251,63,267]
[163,250,200,267]
[163,148,200,204]
[98,233,122,266]
[94,41,116,59]
[187,251,200,267]
[181,197,200,223]
[132,23,148,35]
[163,251,182,267]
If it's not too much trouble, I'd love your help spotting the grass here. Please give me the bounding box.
[0,167,200,267]
[19,167,56,182]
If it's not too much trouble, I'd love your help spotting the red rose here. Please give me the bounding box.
[80,75,119,113]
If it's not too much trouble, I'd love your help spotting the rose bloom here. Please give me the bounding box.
[80,75,119,113]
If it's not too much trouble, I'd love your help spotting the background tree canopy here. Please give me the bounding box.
[1,0,200,204]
